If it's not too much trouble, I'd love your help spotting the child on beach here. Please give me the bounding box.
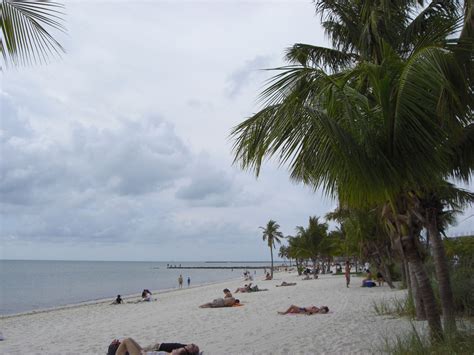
[112,295,123,304]
[142,289,152,302]
[178,275,183,288]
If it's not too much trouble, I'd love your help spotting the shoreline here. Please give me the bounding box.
[0,271,421,354]
[0,275,244,319]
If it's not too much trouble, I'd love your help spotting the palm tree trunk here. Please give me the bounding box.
[296,259,302,275]
[382,262,395,288]
[405,259,412,298]
[401,234,443,340]
[270,246,274,278]
[409,262,426,320]
[401,259,408,290]
[427,210,457,332]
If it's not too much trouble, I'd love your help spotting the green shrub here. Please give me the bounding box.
[451,265,474,316]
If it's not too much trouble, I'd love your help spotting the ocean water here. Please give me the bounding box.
[0,260,277,315]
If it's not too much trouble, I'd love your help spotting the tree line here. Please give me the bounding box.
[234,0,473,343]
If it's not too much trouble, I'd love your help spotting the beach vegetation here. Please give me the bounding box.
[383,324,474,355]
[443,236,474,317]
[373,295,416,319]
[231,0,472,343]
[259,220,283,278]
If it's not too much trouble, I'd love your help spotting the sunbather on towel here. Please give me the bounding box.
[235,283,267,293]
[276,282,297,287]
[278,305,329,315]
[199,297,240,308]
[235,284,251,293]
[107,337,199,355]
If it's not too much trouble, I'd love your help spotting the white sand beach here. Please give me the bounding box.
[0,272,422,354]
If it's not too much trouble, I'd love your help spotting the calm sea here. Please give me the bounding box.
[0,260,278,315]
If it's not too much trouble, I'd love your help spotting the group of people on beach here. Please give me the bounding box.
[345,260,385,288]
[107,270,330,354]
[178,274,191,288]
[112,289,153,304]
[108,338,199,355]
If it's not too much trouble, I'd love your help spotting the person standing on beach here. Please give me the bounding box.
[345,261,351,288]
[178,275,183,288]
[187,277,191,287]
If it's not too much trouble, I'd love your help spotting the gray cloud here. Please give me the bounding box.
[2,1,471,261]
[175,154,238,206]
[226,55,272,98]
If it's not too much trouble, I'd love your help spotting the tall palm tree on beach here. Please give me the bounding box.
[1,0,66,68]
[260,220,283,278]
[232,0,471,340]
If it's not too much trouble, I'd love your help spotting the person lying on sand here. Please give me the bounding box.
[107,337,199,355]
[278,305,329,315]
[200,288,239,308]
[264,272,272,280]
[235,284,251,293]
[235,283,268,293]
[276,282,297,287]
[199,297,240,308]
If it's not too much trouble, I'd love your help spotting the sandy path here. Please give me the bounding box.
[0,272,421,354]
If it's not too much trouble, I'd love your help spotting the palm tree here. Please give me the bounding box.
[327,206,397,288]
[260,220,283,278]
[419,183,474,331]
[278,244,291,266]
[296,216,329,277]
[287,235,306,275]
[1,0,66,68]
[232,1,470,340]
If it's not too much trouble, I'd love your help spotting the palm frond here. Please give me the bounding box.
[403,0,460,52]
[284,43,358,72]
[1,0,66,67]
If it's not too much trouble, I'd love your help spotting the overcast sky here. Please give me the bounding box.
[1,0,473,261]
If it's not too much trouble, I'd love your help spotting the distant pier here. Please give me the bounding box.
[166,265,270,270]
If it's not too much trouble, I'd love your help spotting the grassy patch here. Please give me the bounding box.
[373,295,415,318]
[383,324,474,355]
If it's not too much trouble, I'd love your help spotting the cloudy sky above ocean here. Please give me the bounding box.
[1,0,472,261]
